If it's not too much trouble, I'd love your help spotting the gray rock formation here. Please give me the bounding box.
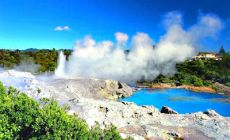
[214,82,230,95]
[99,80,133,100]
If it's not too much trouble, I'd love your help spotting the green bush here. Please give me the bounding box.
[0,82,129,140]
[203,80,212,86]
[225,83,230,87]
[190,75,203,87]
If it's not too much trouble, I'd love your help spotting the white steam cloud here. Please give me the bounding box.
[55,51,66,76]
[115,32,129,47]
[55,13,223,82]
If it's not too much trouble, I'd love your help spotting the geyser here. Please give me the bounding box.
[55,51,66,77]
[55,13,222,82]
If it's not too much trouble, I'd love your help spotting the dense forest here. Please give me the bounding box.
[0,82,133,140]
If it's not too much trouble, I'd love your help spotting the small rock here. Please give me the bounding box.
[147,112,153,116]
[167,132,182,139]
[99,106,109,113]
[118,81,123,89]
[132,111,143,118]
[160,106,178,114]
[142,105,148,108]
[68,98,79,104]
[121,101,133,105]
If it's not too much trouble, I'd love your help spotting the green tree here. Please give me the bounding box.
[191,75,203,86]
[219,45,225,55]
[63,49,72,61]
[0,82,129,140]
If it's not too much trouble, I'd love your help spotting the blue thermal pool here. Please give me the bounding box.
[120,88,230,117]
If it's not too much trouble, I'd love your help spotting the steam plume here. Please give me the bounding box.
[55,13,223,82]
[55,51,66,77]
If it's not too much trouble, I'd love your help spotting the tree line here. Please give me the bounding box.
[0,49,72,73]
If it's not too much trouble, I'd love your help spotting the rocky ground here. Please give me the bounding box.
[138,83,229,94]
[0,70,229,140]
[214,82,230,95]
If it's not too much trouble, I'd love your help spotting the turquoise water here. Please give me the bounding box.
[120,88,230,117]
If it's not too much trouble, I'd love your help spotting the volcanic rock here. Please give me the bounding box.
[0,70,230,140]
[99,80,133,100]
[203,109,220,117]
[160,106,178,114]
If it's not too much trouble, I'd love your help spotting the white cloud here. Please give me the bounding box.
[54,26,70,31]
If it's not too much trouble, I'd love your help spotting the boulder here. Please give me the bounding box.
[99,80,133,100]
[203,109,220,117]
[160,106,178,114]
[214,82,230,94]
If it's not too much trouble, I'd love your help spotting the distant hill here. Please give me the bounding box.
[23,48,38,52]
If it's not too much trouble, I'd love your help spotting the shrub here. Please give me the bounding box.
[0,82,129,140]
[203,80,212,86]
[225,83,230,87]
[191,75,203,87]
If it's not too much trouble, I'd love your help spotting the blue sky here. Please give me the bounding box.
[0,0,229,51]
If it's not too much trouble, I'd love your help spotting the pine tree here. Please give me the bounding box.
[219,45,225,55]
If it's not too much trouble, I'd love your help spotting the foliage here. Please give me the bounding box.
[140,53,230,87]
[0,82,129,140]
[219,45,226,55]
[33,49,58,72]
[0,49,72,73]
[225,83,230,87]
[88,122,134,140]
[63,49,72,61]
[0,49,20,68]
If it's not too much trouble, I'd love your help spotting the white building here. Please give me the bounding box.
[194,52,222,60]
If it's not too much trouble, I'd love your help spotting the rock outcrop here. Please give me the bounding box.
[160,106,178,114]
[138,83,217,93]
[203,109,221,117]
[214,82,230,94]
[179,85,216,93]
[99,80,133,100]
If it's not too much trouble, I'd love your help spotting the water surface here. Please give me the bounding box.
[120,88,230,117]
